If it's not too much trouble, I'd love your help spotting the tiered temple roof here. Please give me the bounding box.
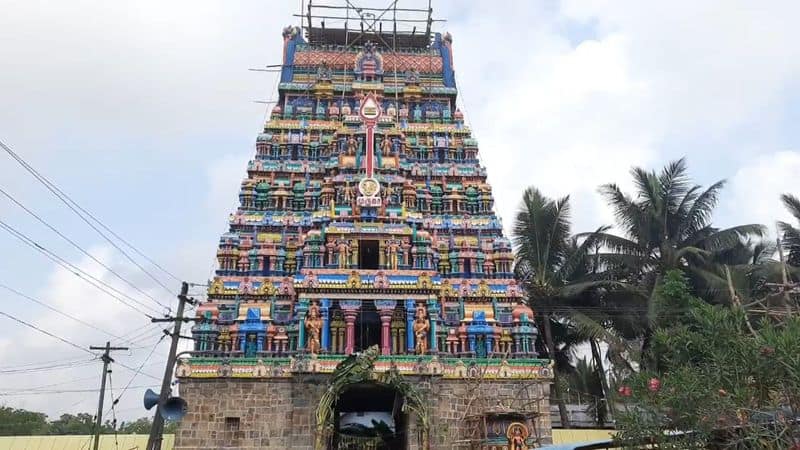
[182,24,548,382]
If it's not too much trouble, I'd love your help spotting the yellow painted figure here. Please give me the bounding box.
[305,302,323,354]
[413,304,430,354]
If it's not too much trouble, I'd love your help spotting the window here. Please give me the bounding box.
[225,417,240,431]
[359,240,380,269]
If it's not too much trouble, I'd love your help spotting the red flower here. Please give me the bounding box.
[618,386,632,397]
[648,378,661,392]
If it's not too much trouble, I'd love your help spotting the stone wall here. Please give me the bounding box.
[175,376,551,449]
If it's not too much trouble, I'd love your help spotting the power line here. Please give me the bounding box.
[0,282,148,346]
[0,385,157,396]
[110,335,167,411]
[0,218,158,317]
[114,360,162,382]
[0,309,97,356]
[0,185,169,310]
[0,139,182,293]
[0,359,98,375]
[1,374,99,392]
[0,355,91,370]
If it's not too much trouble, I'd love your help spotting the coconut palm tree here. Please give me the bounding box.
[779,193,800,267]
[588,158,766,368]
[592,158,766,285]
[512,187,625,428]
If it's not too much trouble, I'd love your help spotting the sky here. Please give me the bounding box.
[0,0,799,423]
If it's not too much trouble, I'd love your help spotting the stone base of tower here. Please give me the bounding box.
[174,376,552,450]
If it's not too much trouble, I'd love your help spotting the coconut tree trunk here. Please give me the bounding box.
[589,338,610,426]
[543,312,571,428]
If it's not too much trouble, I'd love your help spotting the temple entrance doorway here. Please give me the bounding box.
[332,382,407,450]
[355,302,381,352]
[359,240,380,269]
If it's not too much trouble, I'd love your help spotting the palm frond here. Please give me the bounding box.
[598,183,647,239]
[512,187,573,285]
[781,193,800,221]
[778,221,800,248]
[658,157,692,214]
[557,225,612,281]
[680,180,726,240]
[631,166,661,210]
[700,224,767,251]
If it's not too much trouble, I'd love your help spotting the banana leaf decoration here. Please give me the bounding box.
[314,345,430,449]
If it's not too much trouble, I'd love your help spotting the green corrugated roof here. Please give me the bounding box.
[0,434,174,450]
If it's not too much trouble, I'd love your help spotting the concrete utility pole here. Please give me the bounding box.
[147,282,193,450]
[89,341,129,450]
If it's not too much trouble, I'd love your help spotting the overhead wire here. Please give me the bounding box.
[0,309,97,356]
[0,282,149,346]
[0,385,157,396]
[107,370,120,450]
[108,334,167,413]
[0,358,98,375]
[0,139,182,295]
[0,219,159,317]
[0,185,170,310]
[114,360,162,382]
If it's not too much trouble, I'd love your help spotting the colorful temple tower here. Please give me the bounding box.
[176,7,553,449]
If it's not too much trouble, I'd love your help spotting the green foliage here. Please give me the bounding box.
[615,283,800,448]
[780,193,800,267]
[48,413,104,435]
[0,408,173,436]
[117,416,177,434]
[0,407,49,436]
[649,269,695,330]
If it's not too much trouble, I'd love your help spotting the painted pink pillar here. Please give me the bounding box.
[344,310,358,355]
[379,311,393,355]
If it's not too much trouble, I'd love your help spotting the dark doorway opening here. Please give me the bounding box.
[333,383,407,450]
[355,303,381,352]
[359,240,380,269]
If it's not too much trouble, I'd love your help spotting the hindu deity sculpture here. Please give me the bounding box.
[346,134,357,155]
[385,238,400,270]
[380,135,392,156]
[413,304,430,354]
[217,326,232,352]
[343,181,355,203]
[508,422,529,450]
[305,301,323,354]
[336,239,351,268]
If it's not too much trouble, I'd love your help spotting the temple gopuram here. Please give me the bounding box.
[175,5,553,449]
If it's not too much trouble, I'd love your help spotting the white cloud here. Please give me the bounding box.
[724,150,800,231]
[0,246,168,419]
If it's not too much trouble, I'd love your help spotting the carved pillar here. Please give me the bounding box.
[341,300,361,355]
[295,299,309,351]
[405,299,416,353]
[427,298,440,354]
[320,299,331,352]
[375,300,397,355]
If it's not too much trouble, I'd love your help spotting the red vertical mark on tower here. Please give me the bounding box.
[359,93,382,179]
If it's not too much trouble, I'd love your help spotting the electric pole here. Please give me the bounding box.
[147,281,193,450]
[89,341,129,450]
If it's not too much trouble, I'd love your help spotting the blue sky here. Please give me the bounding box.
[0,0,798,421]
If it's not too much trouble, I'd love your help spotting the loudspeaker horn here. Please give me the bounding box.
[161,396,188,421]
[143,388,160,410]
